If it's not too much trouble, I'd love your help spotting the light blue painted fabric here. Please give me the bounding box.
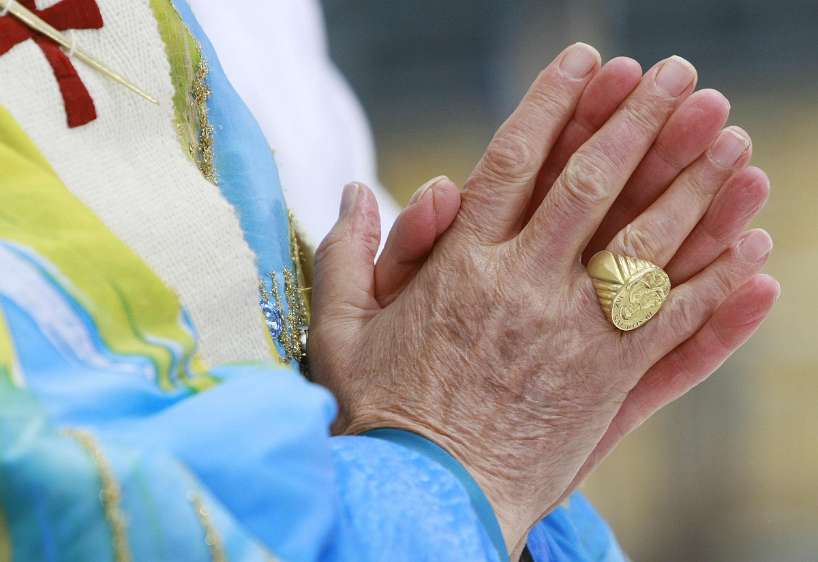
[364,428,508,561]
[170,0,299,364]
[527,493,628,562]
[172,0,292,274]
[0,2,629,561]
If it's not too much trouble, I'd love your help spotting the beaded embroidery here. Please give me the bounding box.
[259,267,309,364]
[190,57,216,184]
[258,212,311,367]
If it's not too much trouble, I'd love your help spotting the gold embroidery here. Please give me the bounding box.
[267,268,309,364]
[189,492,227,562]
[288,211,313,311]
[64,429,131,562]
[190,57,216,184]
[255,214,313,367]
[150,0,215,184]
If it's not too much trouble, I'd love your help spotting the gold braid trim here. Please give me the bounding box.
[288,211,313,316]
[268,268,308,364]
[64,429,131,562]
[189,492,227,562]
[190,57,216,184]
[150,0,216,184]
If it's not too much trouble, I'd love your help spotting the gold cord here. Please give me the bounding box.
[189,492,227,562]
[64,428,132,562]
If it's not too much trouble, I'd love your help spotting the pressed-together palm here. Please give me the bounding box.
[309,44,778,559]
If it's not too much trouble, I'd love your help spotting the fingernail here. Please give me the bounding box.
[560,43,598,79]
[409,175,448,205]
[340,182,360,216]
[655,56,695,96]
[737,229,772,262]
[710,128,750,168]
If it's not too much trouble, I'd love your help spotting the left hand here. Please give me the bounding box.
[367,54,773,502]
[309,46,779,557]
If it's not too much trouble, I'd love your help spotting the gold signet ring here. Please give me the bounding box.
[587,251,671,331]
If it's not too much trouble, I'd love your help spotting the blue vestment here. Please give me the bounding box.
[0,2,627,561]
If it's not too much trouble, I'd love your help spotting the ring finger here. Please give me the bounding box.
[606,125,752,266]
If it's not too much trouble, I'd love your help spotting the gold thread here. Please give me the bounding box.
[259,214,312,365]
[189,492,227,562]
[266,268,309,364]
[151,0,216,184]
[288,211,313,317]
[190,57,216,184]
[64,429,131,562]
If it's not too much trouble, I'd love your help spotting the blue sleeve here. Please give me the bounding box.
[0,365,505,562]
[527,492,629,562]
[2,362,627,562]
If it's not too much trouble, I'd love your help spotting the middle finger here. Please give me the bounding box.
[521,56,697,269]
[582,88,731,262]
[605,125,752,267]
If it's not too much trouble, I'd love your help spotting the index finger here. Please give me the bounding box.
[520,56,697,269]
[457,43,601,244]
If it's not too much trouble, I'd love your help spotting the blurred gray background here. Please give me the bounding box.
[322,1,818,561]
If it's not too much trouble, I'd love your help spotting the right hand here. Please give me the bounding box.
[309,44,778,558]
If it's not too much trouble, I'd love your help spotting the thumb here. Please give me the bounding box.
[375,175,460,306]
[312,182,382,321]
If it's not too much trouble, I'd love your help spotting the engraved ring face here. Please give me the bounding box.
[586,250,672,332]
[610,268,671,331]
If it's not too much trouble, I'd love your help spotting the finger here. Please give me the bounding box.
[666,166,770,284]
[606,126,752,266]
[458,43,601,244]
[558,273,779,506]
[630,228,773,368]
[375,176,461,306]
[524,57,643,222]
[583,88,731,260]
[312,183,382,320]
[523,55,698,267]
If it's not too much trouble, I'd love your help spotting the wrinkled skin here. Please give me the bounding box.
[309,44,779,559]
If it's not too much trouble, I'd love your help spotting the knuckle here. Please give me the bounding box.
[612,223,662,261]
[650,138,685,171]
[709,319,734,353]
[621,99,662,137]
[559,154,610,209]
[700,216,730,248]
[685,172,719,210]
[359,220,382,256]
[709,264,738,298]
[314,230,346,268]
[478,130,535,185]
[668,288,705,332]
[575,277,604,320]
[527,73,571,116]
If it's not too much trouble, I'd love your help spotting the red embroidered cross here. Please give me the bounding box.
[0,0,103,128]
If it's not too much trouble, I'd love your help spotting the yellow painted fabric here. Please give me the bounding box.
[0,107,211,389]
[0,310,20,387]
[150,0,213,181]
